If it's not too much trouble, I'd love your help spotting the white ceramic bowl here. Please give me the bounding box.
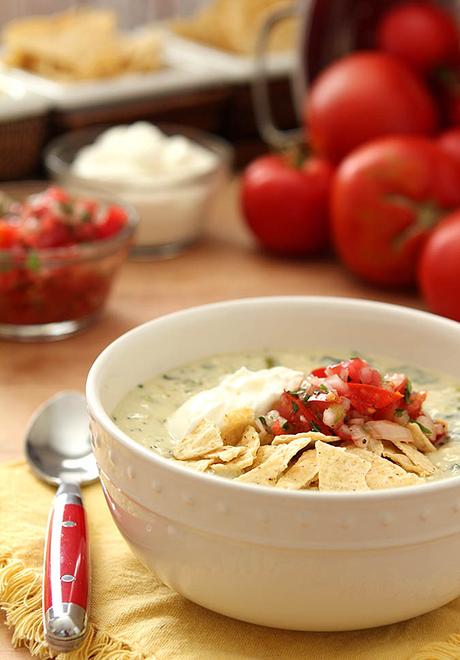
[86,296,460,631]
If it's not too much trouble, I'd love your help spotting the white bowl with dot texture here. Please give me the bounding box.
[86,296,460,631]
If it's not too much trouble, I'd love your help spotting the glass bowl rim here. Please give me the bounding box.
[44,122,234,193]
[0,181,139,263]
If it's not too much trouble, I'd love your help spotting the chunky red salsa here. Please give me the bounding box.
[0,186,129,326]
[261,357,447,447]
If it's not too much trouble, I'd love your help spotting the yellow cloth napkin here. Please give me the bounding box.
[2,461,460,660]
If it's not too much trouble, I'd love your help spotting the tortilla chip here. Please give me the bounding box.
[387,439,437,476]
[367,437,384,455]
[252,444,277,468]
[381,445,420,474]
[408,422,437,453]
[272,432,340,446]
[348,447,422,488]
[221,407,255,445]
[236,436,311,486]
[276,449,318,490]
[317,441,371,492]
[205,445,246,463]
[173,418,223,460]
[173,458,212,472]
[239,425,260,454]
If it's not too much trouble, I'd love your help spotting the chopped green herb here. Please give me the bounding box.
[416,421,432,436]
[162,374,176,381]
[112,415,117,422]
[25,251,40,272]
[282,420,289,430]
[137,383,144,389]
[395,408,405,417]
[319,384,329,393]
[59,201,73,215]
[310,422,321,432]
[404,380,413,403]
[264,355,277,368]
[292,401,299,413]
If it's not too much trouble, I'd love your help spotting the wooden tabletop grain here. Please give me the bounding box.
[0,179,421,657]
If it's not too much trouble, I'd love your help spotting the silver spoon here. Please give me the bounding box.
[25,391,98,654]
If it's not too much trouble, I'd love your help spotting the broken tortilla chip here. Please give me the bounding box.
[205,445,246,463]
[408,422,437,453]
[276,449,318,490]
[348,447,422,488]
[173,418,223,460]
[221,407,255,444]
[272,431,340,446]
[236,436,312,486]
[386,439,437,476]
[317,441,371,492]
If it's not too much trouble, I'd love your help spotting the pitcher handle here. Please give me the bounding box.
[252,2,312,149]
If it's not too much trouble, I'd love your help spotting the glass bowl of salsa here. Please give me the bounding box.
[0,183,137,341]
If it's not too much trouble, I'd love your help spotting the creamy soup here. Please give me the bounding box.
[113,351,460,483]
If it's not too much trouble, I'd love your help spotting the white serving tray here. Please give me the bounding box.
[1,64,224,111]
[164,33,295,80]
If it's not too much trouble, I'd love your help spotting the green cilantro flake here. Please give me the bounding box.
[395,408,405,417]
[310,422,321,432]
[404,380,413,404]
[282,420,289,430]
[26,251,40,272]
[292,401,299,414]
[416,421,432,436]
[319,384,329,393]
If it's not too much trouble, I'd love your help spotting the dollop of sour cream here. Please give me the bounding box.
[72,122,217,186]
[166,366,303,443]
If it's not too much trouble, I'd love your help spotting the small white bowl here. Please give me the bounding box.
[86,297,460,631]
[45,124,232,259]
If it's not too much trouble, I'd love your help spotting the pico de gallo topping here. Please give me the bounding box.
[0,186,128,250]
[260,357,448,448]
[0,186,131,326]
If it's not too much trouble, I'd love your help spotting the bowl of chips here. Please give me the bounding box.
[86,296,460,631]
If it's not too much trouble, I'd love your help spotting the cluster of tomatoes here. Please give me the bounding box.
[241,1,460,322]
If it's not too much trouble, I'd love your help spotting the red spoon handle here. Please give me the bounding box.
[43,482,89,652]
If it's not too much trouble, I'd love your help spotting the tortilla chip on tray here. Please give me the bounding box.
[171,0,297,55]
[3,8,163,81]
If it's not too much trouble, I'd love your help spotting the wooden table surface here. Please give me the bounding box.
[0,179,421,658]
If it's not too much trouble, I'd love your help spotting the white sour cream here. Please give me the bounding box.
[72,122,217,186]
[71,122,221,250]
[166,366,303,442]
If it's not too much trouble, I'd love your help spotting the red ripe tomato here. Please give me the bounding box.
[377,1,459,75]
[331,136,460,285]
[346,383,402,415]
[0,223,19,248]
[240,152,333,256]
[304,52,438,163]
[418,211,460,321]
[96,205,128,239]
[438,128,460,166]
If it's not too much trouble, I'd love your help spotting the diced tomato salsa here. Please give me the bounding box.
[260,357,447,448]
[0,187,129,326]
